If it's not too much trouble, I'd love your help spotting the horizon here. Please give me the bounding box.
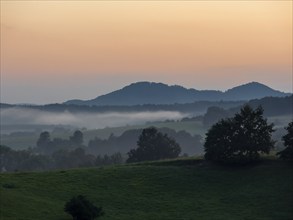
[1,1,292,104]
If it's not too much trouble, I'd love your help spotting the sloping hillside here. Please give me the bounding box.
[1,159,292,220]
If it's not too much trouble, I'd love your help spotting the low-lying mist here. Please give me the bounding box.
[1,107,189,130]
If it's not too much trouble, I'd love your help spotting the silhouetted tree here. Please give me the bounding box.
[277,121,293,160]
[127,127,181,163]
[37,131,51,148]
[70,130,84,146]
[65,195,104,220]
[204,105,275,164]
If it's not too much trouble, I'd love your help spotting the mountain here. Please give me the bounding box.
[64,81,290,106]
[224,82,289,100]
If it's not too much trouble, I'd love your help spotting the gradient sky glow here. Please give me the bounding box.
[1,1,292,104]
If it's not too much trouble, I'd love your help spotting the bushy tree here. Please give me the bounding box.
[204,105,275,164]
[65,195,104,220]
[127,127,181,163]
[36,131,51,150]
[277,121,293,160]
[70,130,84,146]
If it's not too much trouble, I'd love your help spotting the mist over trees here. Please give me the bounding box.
[36,130,85,155]
[1,94,292,172]
[1,126,201,172]
[88,128,202,156]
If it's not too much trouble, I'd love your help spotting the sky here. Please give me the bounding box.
[1,1,292,104]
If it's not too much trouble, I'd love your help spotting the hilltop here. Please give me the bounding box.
[1,158,292,220]
[64,81,290,106]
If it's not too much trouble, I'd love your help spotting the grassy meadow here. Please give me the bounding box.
[1,158,292,220]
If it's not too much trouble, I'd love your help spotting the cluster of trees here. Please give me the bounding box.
[0,145,52,172]
[204,105,293,164]
[1,127,194,171]
[36,130,84,155]
[127,127,181,163]
[0,146,123,172]
[33,127,202,157]
[88,128,202,156]
[1,126,186,171]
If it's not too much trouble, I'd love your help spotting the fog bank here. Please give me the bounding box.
[1,107,189,130]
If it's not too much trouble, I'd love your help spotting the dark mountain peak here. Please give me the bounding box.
[225,81,287,100]
[123,81,187,91]
[227,81,270,91]
[122,81,167,90]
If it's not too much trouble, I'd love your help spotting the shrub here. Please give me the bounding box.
[64,195,104,220]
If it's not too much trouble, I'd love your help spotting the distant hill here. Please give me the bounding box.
[64,81,290,106]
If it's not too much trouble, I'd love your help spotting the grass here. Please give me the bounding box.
[1,158,292,220]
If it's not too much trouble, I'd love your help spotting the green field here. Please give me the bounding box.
[1,158,292,220]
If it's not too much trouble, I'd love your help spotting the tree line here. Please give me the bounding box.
[0,127,200,172]
[0,145,124,172]
[34,128,202,156]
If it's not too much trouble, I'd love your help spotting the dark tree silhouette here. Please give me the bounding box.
[36,131,51,148]
[127,127,181,163]
[70,130,84,146]
[204,105,275,164]
[277,121,293,160]
[36,131,53,154]
[64,195,104,220]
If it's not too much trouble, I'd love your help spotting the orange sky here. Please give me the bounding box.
[1,1,292,104]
